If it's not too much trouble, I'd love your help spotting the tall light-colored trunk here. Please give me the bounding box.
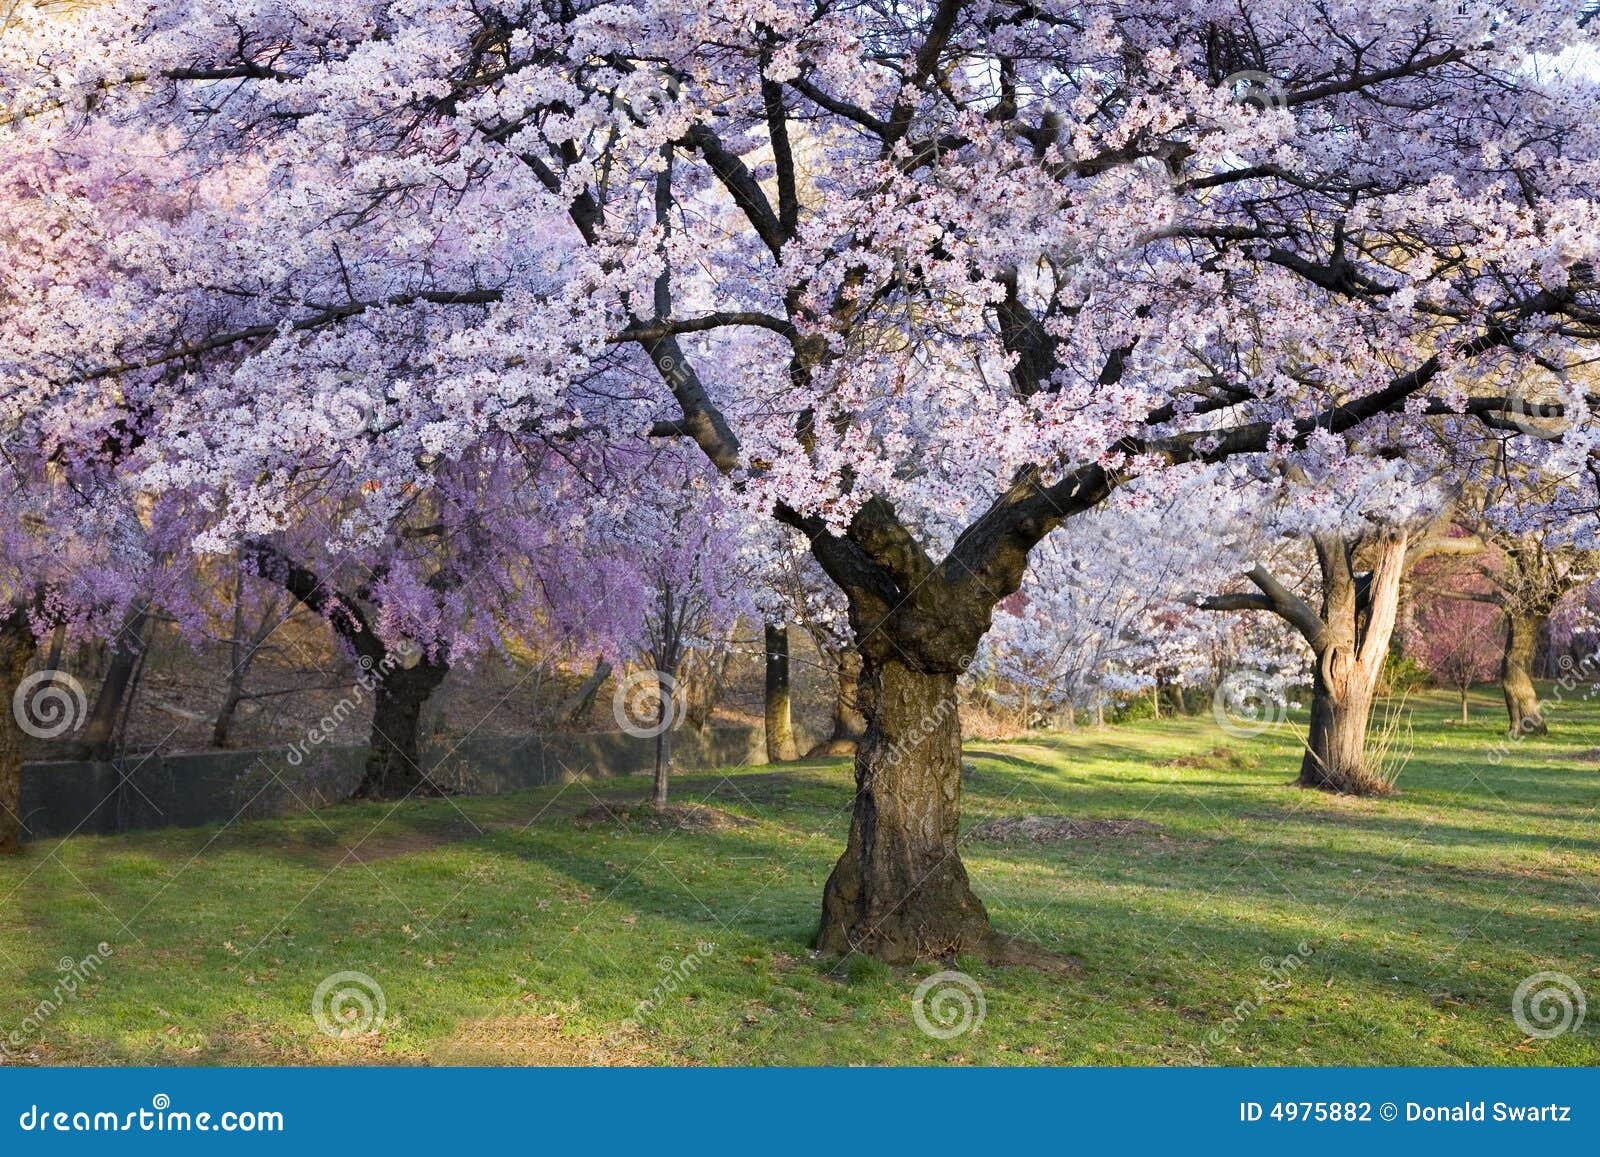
[1501,611,1547,737]
[1299,534,1406,795]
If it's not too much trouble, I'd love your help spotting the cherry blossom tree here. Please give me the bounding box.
[1463,484,1600,735]
[7,0,1600,956]
[977,466,1297,723]
[1406,578,1503,723]
[1192,456,1488,793]
[615,461,755,805]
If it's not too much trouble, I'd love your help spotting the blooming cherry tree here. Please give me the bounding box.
[5,0,1599,956]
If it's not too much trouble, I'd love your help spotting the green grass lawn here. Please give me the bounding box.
[1,687,1596,1066]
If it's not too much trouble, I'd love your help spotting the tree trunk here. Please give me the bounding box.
[556,654,612,727]
[816,659,992,963]
[1299,654,1380,792]
[764,622,800,762]
[807,649,867,757]
[1501,611,1547,736]
[75,601,151,759]
[0,613,39,855]
[353,656,450,800]
[1459,686,1469,724]
[1298,536,1407,795]
[652,692,672,807]
[42,624,65,674]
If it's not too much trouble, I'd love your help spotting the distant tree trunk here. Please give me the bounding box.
[0,610,39,855]
[764,622,799,762]
[652,699,672,808]
[680,629,733,732]
[557,654,612,727]
[1149,682,1161,719]
[75,601,152,760]
[210,595,249,748]
[42,624,65,674]
[211,572,281,748]
[354,654,451,800]
[1501,611,1547,736]
[642,577,692,808]
[808,650,867,756]
[243,539,453,801]
[1459,685,1469,724]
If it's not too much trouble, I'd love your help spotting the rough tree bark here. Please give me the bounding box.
[763,622,800,762]
[1296,534,1407,793]
[356,652,451,800]
[1501,611,1547,737]
[0,610,38,855]
[815,658,992,962]
[1198,530,1409,795]
[245,540,452,801]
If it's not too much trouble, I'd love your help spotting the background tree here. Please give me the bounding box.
[1406,577,1503,723]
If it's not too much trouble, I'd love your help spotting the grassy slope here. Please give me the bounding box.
[0,687,1595,1066]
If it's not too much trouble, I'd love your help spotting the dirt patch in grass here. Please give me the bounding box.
[574,802,753,832]
[428,1013,658,1066]
[275,822,490,868]
[965,815,1161,843]
[1159,746,1240,769]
